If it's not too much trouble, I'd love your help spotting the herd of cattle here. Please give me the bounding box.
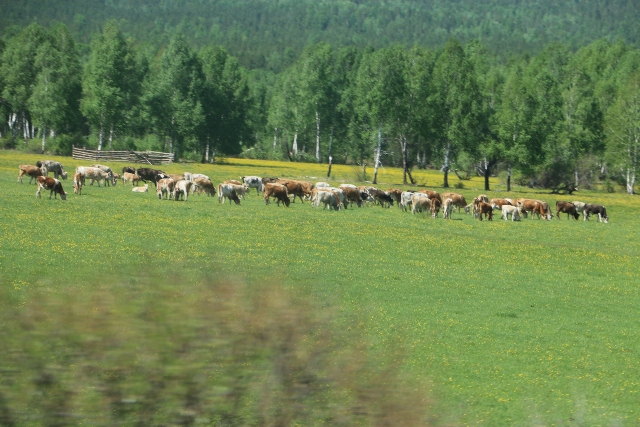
[16,161,610,223]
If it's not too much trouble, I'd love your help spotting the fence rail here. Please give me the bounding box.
[72,147,174,165]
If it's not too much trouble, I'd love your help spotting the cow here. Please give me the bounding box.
[387,188,403,207]
[237,176,263,194]
[224,179,243,186]
[476,194,489,203]
[136,168,166,186]
[89,164,115,186]
[477,201,493,221]
[156,178,175,200]
[167,174,184,182]
[418,190,442,203]
[501,205,521,221]
[411,193,430,215]
[490,198,513,210]
[583,204,608,223]
[35,176,67,200]
[555,201,580,220]
[340,185,365,208]
[368,188,394,207]
[571,201,587,219]
[316,187,346,208]
[76,166,115,187]
[262,177,279,187]
[442,198,454,219]
[315,182,331,188]
[313,190,341,210]
[516,199,552,220]
[38,160,67,179]
[122,166,136,175]
[122,172,142,186]
[400,191,415,212]
[276,179,313,203]
[132,184,149,193]
[72,172,82,195]
[18,165,45,184]
[442,192,467,212]
[430,198,442,218]
[264,183,290,207]
[173,180,193,201]
[218,183,243,205]
[193,178,216,197]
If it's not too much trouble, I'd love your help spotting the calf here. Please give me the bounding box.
[442,198,454,219]
[35,176,67,200]
[477,201,493,221]
[132,184,149,193]
[173,180,193,201]
[122,172,142,186]
[264,183,290,207]
[18,165,45,184]
[411,193,430,215]
[430,198,442,218]
[72,172,83,195]
[501,205,521,221]
[555,201,580,220]
[38,160,67,179]
[193,178,216,197]
[156,178,175,200]
[217,183,242,205]
[583,204,608,223]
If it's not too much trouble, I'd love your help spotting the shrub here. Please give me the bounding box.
[453,181,465,189]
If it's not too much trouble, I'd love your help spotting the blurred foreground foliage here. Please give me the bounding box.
[0,277,432,426]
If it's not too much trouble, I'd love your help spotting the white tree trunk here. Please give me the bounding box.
[292,132,298,155]
[273,128,278,150]
[98,122,104,151]
[205,138,210,162]
[315,109,321,162]
[41,125,46,153]
[627,169,636,194]
[373,127,382,184]
[109,125,114,151]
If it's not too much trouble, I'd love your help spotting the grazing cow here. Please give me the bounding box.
[430,198,442,218]
[368,188,394,207]
[501,205,521,221]
[411,193,431,215]
[313,190,341,210]
[584,204,608,223]
[572,201,587,219]
[477,201,493,221]
[516,199,552,220]
[72,172,82,195]
[173,180,193,201]
[168,174,184,182]
[490,198,513,210]
[156,178,175,200]
[35,176,67,200]
[418,190,442,203]
[132,184,149,193]
[217,183,243,205]
[340,184,358,189]
[442,198,454,219]
[555,201,580,220]
[476,194,489,203]
[316,187,346,208]
[315,182,331,188]
[442,192,467,212]
[340,185,365,208]
[264,183,291,207]
[122,172,142,186]
[239,176,263,194]
[387,188,403,207]
[136,168,166,186]
[89,164,115,186]
[262,177,279,187]
[224,179,243,186]
[18,165,45,184]
[76,166,115,187]
[276,179,313,203]
[193,178,216,197]
[38,160,67,179]
[122,166,136,175]
[400,191,415,212]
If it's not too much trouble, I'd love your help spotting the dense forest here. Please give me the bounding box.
[0,4,639,193]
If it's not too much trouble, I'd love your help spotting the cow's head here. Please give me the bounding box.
[61,170,68,179]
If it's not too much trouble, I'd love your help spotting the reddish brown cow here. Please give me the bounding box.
[341,186,364,208]
[35,176,67,200]
[477,201,493,221]
[224,179,243,186]
[18,165,45,184]
[276,179,313,203]
[419,190,442,203]
[430,198,442,218]
[387,188,403,207]
[264,183,290,207]
[555,201,580,220]
[442,192,467,212]
[490,198,513,210]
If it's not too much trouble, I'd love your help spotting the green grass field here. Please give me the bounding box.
[2,151,640,425]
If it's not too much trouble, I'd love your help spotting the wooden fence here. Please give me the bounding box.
[72,147,174,165]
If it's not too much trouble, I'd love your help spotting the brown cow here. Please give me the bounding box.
[72,172,83,195]
[555,201,580,220]
[193,178,216,197]
[442,192,467,212]
[264,183,290,207]
[276,179,313,203]
[35,176,67,200]
[419,190,442,203]
[490,198,513,210]
[224,179,243,186]
[517,198,552,220]
[477,201,493,221]
[387,188,403,207]
[341,186,365,208]
[18,165,45,184]
[430,198,442,218]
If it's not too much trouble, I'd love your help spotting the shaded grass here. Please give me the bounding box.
[1,151,640,425]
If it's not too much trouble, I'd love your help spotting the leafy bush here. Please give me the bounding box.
[52,133,85,156]
[0,278,432,426]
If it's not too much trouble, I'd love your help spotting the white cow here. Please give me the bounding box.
[157,178,175,200]
[442,198,454,219]
[217,183,243,204]
[132,184,149,193]
[501,205,522,221]
[76,166,115,187]
[315,182,331,188]
[241,176,264,194]
[38,160,68,179]
[313,190,341,210]
[411,193,430,215]
[173,180,193,201]
[89,164,115,186]
[400,191,415,212]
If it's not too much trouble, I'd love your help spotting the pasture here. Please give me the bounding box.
[2,151,640,425]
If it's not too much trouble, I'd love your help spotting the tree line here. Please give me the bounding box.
[0,22,638,194]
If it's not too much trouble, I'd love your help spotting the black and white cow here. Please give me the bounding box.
[583,204,609,223]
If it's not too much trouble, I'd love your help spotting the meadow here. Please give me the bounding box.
[1,151,640,426]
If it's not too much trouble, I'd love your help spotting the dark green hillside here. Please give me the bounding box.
[1,0,638,70]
